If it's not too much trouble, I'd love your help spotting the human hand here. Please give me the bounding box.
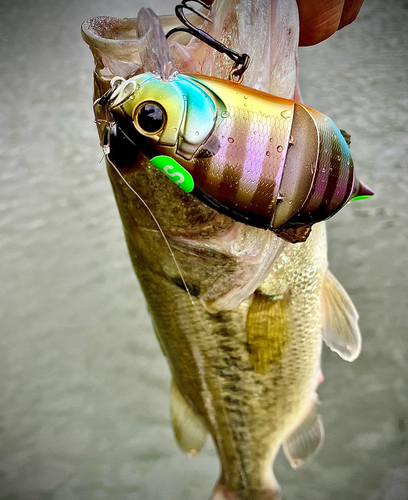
[296,0,364,46]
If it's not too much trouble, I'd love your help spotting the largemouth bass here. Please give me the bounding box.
[82,1,364,498]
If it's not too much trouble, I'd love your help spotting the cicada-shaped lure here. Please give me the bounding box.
[102,72,372,243]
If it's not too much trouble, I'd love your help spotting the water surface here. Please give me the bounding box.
[0,0,407,498]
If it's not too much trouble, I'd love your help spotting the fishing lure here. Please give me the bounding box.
[98,0,372,244]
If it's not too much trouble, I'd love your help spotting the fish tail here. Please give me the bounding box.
[211,482,282,500]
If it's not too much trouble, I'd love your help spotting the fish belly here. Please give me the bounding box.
[110,156,327,495]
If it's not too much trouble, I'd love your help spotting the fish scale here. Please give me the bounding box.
[112,172,327,494]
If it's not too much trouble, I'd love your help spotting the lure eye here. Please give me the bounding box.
[136,102,165,135]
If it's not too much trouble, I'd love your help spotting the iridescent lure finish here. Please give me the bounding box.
[104,72,372,243]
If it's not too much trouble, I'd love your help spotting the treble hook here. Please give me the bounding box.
[166,0,250,83]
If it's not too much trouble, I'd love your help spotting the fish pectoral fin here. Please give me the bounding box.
[340,129,351,146]
[283,397,324,469]
[246,291,291,374]
[321,269,361,362]
[170,380,207,456]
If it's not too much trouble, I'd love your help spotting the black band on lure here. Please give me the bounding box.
[192,186,272,230]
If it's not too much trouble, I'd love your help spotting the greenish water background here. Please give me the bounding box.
[1,0,407,498]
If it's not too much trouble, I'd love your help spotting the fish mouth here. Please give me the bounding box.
[83,8,294,312]
[81,15,193,89]
[81,16,144,91]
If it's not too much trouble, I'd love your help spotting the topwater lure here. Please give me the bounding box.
[97,0,373,243]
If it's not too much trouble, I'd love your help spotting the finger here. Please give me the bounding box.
[297,0,345,46]
[338,0,365,29]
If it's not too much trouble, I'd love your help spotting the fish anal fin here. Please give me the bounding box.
[283,397,324,469]
[246,291,291,375]
[340,129,351,146]
[322,270,361,362]
[170,380,207,455]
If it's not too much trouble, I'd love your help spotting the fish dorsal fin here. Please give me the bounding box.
[322,270,361,362]
[246,291,291,374]
[170,380,207,456]
[340,129,351,146]
[283,396,324,469]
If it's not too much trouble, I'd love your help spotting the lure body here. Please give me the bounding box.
[107,72,371,242]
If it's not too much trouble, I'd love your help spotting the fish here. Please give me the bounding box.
[82,1,365,498]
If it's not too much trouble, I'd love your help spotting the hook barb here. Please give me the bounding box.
[166,0,250,82]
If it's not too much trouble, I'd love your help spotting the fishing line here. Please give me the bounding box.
[107,158,196,308]
[100,106,219,396]
[98,86,241,473]
[106,156,247,488]
[99,49,248,489]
